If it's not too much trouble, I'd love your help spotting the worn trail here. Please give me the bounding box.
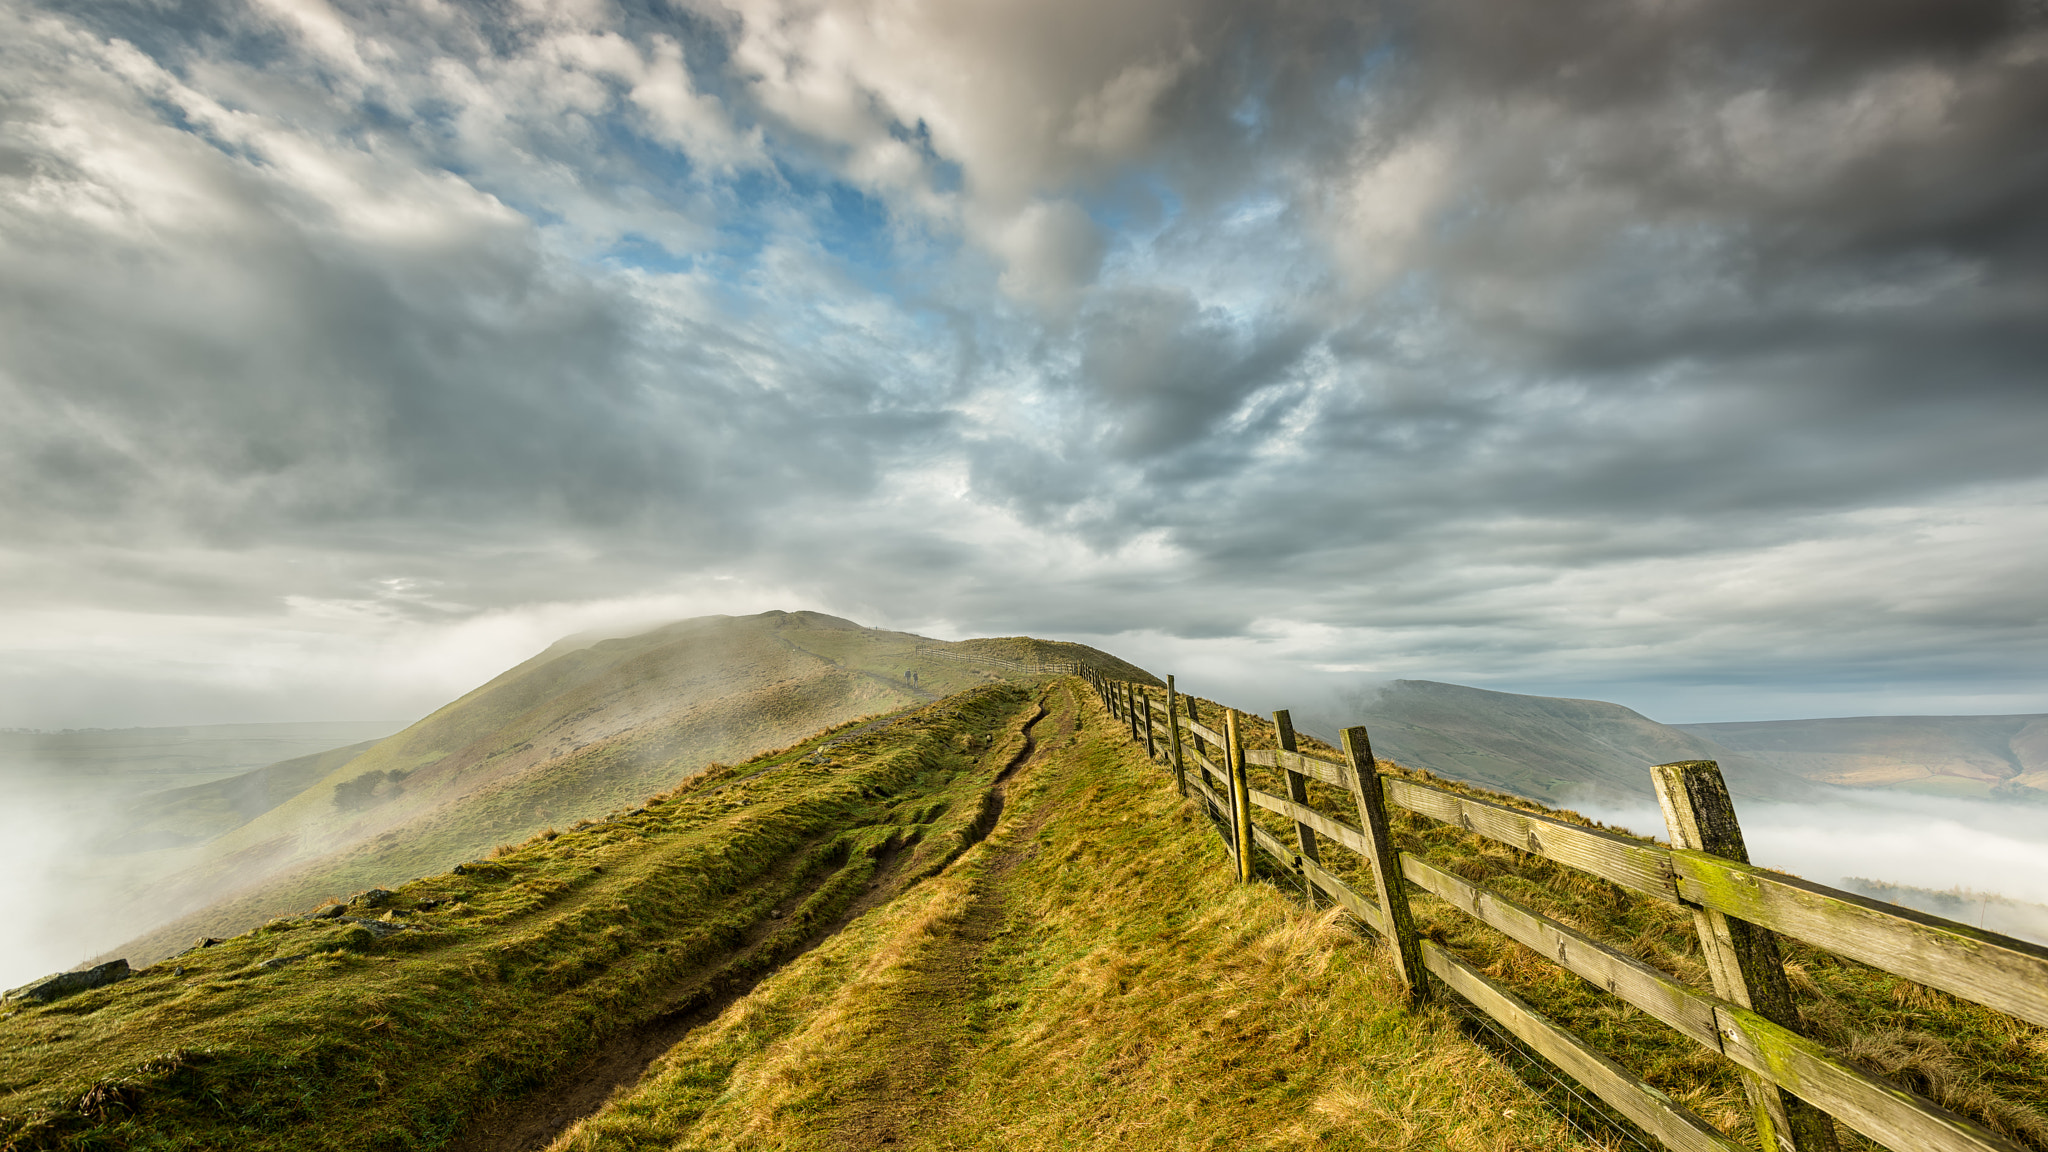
[451,690,1058,1152]
[811,683,1078,1150]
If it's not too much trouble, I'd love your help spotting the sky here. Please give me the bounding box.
[4,0,2046,729]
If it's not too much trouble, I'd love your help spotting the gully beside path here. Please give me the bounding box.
[453,686,1071,1152]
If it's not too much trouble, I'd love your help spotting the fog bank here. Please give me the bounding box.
[1575,790,2048,946]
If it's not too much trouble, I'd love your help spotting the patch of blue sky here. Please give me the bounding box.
[1220,193,1287,230]
[886,117,963,195]
[590,111,706,203]
[598,234,697,275]
[1334,40,1401,101]
[1078,169,1184,246]
[771,163,939,299]
[1230,92,1267,133]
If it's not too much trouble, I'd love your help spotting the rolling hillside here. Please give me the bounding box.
[1679,714,2048,799]
[1294,680,2048,807]
[97,612,1149,968]
[1293,680,1813,805]
[0,723,407,794]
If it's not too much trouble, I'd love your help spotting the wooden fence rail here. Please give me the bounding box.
[1076,667,2048,1152]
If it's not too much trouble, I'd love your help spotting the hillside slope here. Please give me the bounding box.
[100,612,1143,968]
[1296,679,1810,804]
[0,679,1589,1152]
[1680,714,2048,799]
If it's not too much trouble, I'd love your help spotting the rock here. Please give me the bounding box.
[333,917,414,937]
[2,959,131,1005]
[306,904,347,920]
[414,898,442,911]
[259,953,309,970]
[351,888,396,908]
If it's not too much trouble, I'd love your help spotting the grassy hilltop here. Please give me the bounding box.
[96,612,1151,969]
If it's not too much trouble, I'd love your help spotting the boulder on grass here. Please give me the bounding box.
[2,959,131,1005]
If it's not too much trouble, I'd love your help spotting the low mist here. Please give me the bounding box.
[0,776,158,990]
[1573,790,2048,946]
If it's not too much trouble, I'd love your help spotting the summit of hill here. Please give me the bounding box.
[95,611,1148,969]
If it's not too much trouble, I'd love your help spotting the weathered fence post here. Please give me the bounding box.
[1226,710,1254,883]
[1141,690,1158,760]
[1653,761,1840,1152]
[1342,726,1429,1005]
[1166,675,1187,797]
[1126,682,1142,743]
[1273,709,1320,907]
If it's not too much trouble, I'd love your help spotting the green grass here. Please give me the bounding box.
[0,684,1040,1151]
[552,680,1599,1152]
[1166,689,2048,1152]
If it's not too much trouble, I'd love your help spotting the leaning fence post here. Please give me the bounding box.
[1653,761,1840,1152]
[1273,709,1320,907]
[1166,676,1187,797]
[1226,710,1254,883]
[1342,726,1428,1005]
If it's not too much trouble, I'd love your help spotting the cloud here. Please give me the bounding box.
[2,0,2046,727]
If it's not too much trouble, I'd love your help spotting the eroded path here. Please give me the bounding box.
[805,682,1080,1150]
[453,685,1065,1152]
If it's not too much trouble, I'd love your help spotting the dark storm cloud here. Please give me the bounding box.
[1,0,2044,725]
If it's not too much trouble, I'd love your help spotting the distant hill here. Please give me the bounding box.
[102,611,1138,966]
[101,740,386,852]
[1292,680,1812,805]
[1839,878,2048,947]
[1677,714,2048,800]
[0,721,405,798]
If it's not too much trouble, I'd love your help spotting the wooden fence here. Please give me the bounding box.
[1079,668,2048,1152]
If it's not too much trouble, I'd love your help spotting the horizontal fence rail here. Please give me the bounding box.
[1077,667,2048,1152]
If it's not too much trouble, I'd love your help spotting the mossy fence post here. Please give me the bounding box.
[1653,760,1842,1152]
[1342,725,1430,1005]
[1166,674,1187,797]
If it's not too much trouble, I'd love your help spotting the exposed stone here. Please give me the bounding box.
[2,959,131,1005]
[333,917,415,937]
[306,904,347,920]
[350,888,396,908]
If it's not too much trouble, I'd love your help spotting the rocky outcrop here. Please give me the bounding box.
[2,959,130,1004]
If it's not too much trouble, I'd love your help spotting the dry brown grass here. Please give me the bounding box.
[557,681,1603,1152]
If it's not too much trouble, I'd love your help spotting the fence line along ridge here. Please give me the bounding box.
[1079,667,2048,1152]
